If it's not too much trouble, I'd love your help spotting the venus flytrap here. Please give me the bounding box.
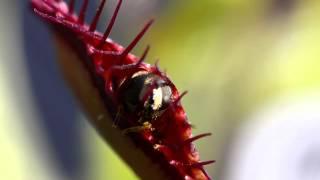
[31,0,214,179]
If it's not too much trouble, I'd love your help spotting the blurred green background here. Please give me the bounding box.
[1,0,320,179]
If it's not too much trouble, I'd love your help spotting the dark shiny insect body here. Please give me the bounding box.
[119,72,173,122]
[31,0,214,179]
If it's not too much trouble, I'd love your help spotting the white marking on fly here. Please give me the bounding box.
[151,87,163,110]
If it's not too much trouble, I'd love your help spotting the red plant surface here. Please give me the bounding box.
[31,0,214,179]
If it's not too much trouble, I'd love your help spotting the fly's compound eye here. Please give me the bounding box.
[120,71,172,121]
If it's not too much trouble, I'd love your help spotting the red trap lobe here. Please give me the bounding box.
[31,0,214,179]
